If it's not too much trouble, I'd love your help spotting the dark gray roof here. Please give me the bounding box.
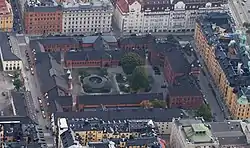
[88,142,109,148]
[11,91,29,117]
[35,52,56,93]
[150,40,190,74]
[35,52,66,93]
[60,129,75,148]
[54,108,187,122]
[77,93,163,106]
[210,121,248,145]
[25,4,62,12]
[168,75,202,97]
[35,37,79,46]
[197,13,250,100]
[0,116,35,124]
[126,137,159,147]
[119,35,153,47]
[82,35,117,44]
[65,49,145,61]
[0,32,20,61]
[47,87,73,113]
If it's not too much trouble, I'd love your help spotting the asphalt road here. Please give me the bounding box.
[10,0,24,33]
[14,35,55,147]
[189,41,230,121]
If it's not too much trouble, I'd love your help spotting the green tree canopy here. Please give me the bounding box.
[167,34,179,44]
[243,22,250,28]
[13,79,22,91]
[13,71,20,79]
[195,104,212,121]
[130,67,149,91]
[150,99,166,108]
[121,52,143,74]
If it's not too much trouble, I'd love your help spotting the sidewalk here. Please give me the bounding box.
[191,41,230,119]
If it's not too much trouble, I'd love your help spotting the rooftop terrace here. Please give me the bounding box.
[174,118,218,145]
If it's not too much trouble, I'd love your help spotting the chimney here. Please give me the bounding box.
[237,63,242,75]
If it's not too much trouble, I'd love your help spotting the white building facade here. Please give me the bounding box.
[114,0,228,33]
[62,0,113,34]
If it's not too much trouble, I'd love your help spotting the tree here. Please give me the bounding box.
[243,22,250,28]
[195,104,212,121]
[13,79,22,91]
[246,29,250,34]
[130,67,149,91]
[150,99,166,108]
[13,71,20,79]
[166,34,179,44]
[121,52,143,74]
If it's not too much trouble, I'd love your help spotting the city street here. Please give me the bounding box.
[189,41,230,121]
[14,35,55,147]
[10,0,24,33]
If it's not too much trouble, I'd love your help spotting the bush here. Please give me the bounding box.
[119,84,130,93]
[116,74,126,83]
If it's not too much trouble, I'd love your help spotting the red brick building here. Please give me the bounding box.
[82,35,118,48]
[118,35,154,50]
[77,93,163,111]
[24,4,63,35]
[148,39,203,109]
[32,37,79,52]
[64,50,121,68]
[168,76,203,109]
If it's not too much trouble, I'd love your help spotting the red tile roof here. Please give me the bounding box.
[116,0,129,13]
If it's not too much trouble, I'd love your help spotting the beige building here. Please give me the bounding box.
[0,0,13,32]
[170,117,220,148]
[0,33,22,71]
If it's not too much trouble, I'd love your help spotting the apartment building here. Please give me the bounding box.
[148,38,203,109]
[57,117,164,147]
[170,117,220,148]
[0,0,13,32]
[61,0,113,34]
[194,12,250,119]
[114,0,227,33]
[0,116,45,147]
[0,32,22,71]
[24,0,63,35]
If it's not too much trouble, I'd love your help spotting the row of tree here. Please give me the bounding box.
[120,52,149,92]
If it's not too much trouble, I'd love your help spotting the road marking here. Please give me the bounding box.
[47,144,54,147]
[43,133,51,136]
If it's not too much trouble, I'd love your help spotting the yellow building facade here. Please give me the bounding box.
[0,0,13,32]
[194,21,249,120]
[76,130,135,147]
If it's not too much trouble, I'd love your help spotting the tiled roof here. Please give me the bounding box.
[77,93,163,105]
[116,0,129,13]
[54,108,187,122]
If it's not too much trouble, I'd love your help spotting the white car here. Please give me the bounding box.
[41,111,46,118]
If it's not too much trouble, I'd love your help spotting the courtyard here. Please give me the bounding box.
[70,64,168,96]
